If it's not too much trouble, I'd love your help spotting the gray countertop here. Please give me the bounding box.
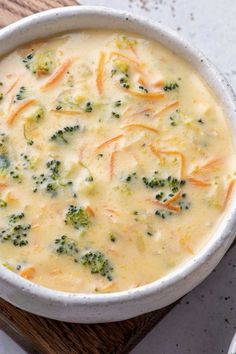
[0,1,236,353]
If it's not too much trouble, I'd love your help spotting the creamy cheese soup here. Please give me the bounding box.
[0,30,234,293]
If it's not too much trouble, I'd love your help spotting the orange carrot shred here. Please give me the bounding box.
[222,179,235,210]
[109,51,143,71]
[150,145,185,178]
[122,124,159,134]
[153,79,165,87]
[96,134,123,151]
[154,100,179,117]
[86,206,96,217]
[147,198,181,212]
[40,59,72,90]
[192,158,222,175]
[130,107,153,117]
[128,89,165,99]
[20,266,36,280]
[96,52,106,95]
[165,190,181,204]
[5,77,20,95]
[7,98,37,125]
[186,177,211,187]
[0,183,7,188]
[104,207,120,216]
[109,149,118,180]
[137,76,147,87]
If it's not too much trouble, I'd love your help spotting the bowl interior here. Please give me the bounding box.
[0,6,235,304]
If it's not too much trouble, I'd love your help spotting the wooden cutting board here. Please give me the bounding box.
[0,1,175,353]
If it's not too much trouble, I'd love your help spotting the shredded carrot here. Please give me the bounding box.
[20,266,36,280]
[222,179,235,210]
[147,198,181,212]
[0,183,7,188]
[104,207,120,216]
[121,106,134,117]
[192,158,222,175]
[130,107,153,117]
[165,190,181,204]
[150,144,185,178]
[101,281,116,291]
[96,134,123,151]
[186,177,211,187]
[128,88,165,99]
[5,77,20,95]
[40,59,72,90]
[154,100,179,117]
[5,192,17,204]
[137,76,147,87]
[31,224,40,229]
[109,150,118,180]
[86,206,96,217]
[109,51,143,71]
[153,79,165,87]
[96,51,106,95]
[122,124,159,134]
[7,98,37,125]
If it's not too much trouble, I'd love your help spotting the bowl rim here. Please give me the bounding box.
[228,332,236,354]
[0,5,236,306]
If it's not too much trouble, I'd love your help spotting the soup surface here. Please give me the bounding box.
[0,30,234,293]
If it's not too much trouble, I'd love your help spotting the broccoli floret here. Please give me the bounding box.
[0,133,8,157]
[33,159,73,197]
[0,212,31,247]
[54,235,79,260]
[0,155,10,170]
[80,251,113,280]
[167,176,186,193]
[119,74,130,89]
[138,85,148,93]
[9,212,24,224]
[16,86,27,101]
[22,52,34,71]
[23,106,45,146]
[114,100,122,107]
[109,233,116,242]
[142,175,166,188]
[155,209,173,219]
[0,199,7,208]
[142,174,185,192]
[163,82,179,91]
[23,50,55,76]
[9,166,23,183]
[111,111,120,119]
[64,205,90,230]
[177,193,191,210]
[84,102,93,113]
[46,160,61,180]
[50,125,80,144]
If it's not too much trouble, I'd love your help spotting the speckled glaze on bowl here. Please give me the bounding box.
[0,6,235,323]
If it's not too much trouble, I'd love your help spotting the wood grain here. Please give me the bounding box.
[0,0,77,28]
[0,298,174,354]
[0,1,175,353]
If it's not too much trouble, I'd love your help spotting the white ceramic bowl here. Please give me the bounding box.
[229,333,236,354]
[0,6,235,323]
